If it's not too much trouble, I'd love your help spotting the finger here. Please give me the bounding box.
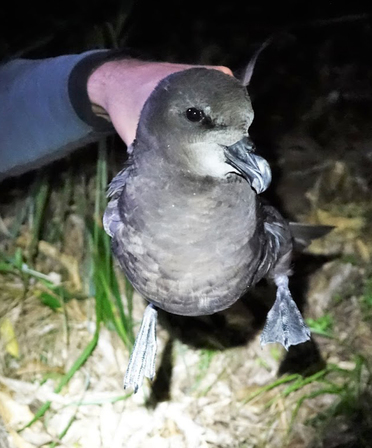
[214,66,233,76]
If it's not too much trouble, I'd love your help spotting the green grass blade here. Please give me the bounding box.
[282,368,331,397]
[87,140,135,348]
[20,314,101,431]
[242,374,301,404]
[28,175,51,263]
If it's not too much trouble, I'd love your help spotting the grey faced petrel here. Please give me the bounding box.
[104,68,311,393]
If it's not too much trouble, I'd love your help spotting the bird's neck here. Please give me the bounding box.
[133,141,240,191]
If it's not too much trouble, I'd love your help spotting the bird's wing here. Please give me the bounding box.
[103,148,134,238]
[106,166,130,199]
[252,203,293,283]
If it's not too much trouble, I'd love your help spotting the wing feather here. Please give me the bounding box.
[103,148,134,238]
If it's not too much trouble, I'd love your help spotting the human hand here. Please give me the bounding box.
[87,59,232,146]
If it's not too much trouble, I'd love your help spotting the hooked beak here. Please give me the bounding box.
[224,136,272,194]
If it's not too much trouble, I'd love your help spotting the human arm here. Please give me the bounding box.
[0,51,113,181]
[0,50,231,181]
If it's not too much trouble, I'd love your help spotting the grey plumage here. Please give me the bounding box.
[104,68,311,392]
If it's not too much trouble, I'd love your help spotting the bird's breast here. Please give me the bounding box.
[117,173,263,316]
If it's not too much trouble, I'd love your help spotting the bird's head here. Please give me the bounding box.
[136,68,271,193]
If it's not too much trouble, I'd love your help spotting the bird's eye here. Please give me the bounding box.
[186,108,205,122]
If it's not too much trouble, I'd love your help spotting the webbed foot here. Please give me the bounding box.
[260,276,311,350]
[124,303,158,393]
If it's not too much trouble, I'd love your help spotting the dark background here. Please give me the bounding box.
[1,0,372,191]
[1,1,371,62]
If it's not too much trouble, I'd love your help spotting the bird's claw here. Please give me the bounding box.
[123,304,158,393]
[260,276,311,350]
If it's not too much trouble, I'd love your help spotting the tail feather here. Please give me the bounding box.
[289,223,334,250]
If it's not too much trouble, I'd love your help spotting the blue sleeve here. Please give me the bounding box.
[0,50,115,181]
